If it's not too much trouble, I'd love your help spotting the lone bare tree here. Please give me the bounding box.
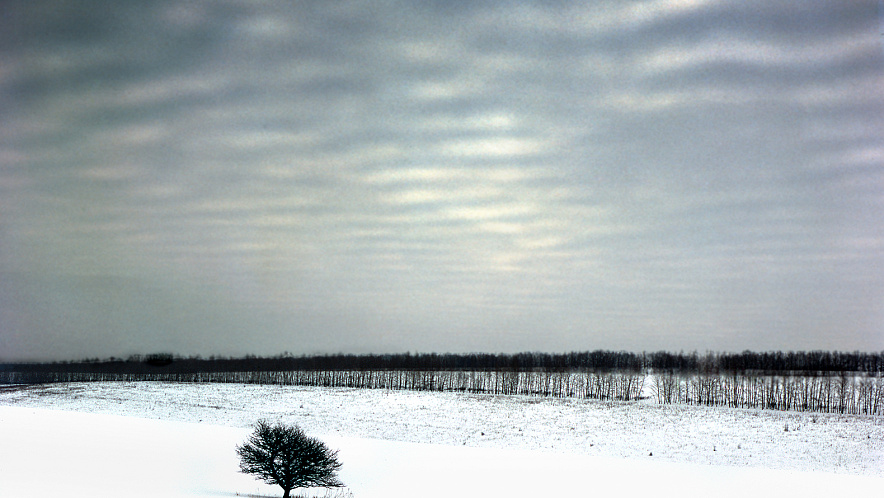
[236,420,343,498]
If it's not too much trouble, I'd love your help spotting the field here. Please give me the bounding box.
[1,382,882,497]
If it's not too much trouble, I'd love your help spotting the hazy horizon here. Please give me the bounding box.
[2,1,883,361]
[4,349,883,367]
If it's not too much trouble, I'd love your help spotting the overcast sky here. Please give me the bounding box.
[2,0,883,361]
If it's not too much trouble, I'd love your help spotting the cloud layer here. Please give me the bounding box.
[2,0,882,359]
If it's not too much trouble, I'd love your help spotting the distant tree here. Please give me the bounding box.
[144,353,175,367]
[236,420,343,498]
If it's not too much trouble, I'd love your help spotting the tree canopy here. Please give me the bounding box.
[236,420,343,498]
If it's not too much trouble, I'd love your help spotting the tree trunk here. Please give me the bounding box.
[282,487,291,498]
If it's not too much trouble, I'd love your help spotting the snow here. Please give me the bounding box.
[1,382,882,497]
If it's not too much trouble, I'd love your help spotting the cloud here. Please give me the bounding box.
[1,0,882,359]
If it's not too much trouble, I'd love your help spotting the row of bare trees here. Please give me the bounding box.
[0,369,646,401]
[6,350,882,377]
[651,372,883,415]
[5,368,880,414]
[3,350,882,415]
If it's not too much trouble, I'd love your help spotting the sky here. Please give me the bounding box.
[1,0,883,361]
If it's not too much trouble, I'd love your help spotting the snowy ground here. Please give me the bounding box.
[1,382,882,497]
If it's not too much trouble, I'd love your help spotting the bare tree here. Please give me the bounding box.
[237,420,343,498]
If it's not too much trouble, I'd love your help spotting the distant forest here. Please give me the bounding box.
[2,350,882,416]
[2,349,882,377]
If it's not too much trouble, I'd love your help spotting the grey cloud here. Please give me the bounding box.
[2,0,883,360]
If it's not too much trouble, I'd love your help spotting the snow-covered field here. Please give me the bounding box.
[1,382,882,497]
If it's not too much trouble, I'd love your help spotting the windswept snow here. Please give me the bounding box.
[1,382,882,497]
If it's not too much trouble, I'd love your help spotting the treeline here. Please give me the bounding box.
[1,367,880,416]
[0,351,643,375]
[0,369,647,402]
[2,350,882,377]
[2,350,882,416]
[652,371,882,415]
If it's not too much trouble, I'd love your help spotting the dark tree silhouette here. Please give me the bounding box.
[236,420,343,498]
